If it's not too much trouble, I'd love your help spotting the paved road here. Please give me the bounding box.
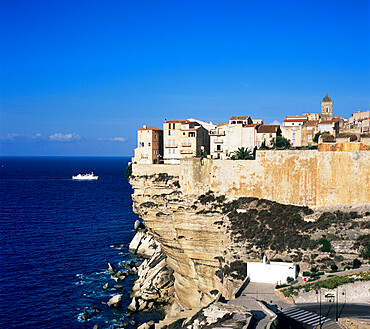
[300,303,370,320]
[278,303,370,329]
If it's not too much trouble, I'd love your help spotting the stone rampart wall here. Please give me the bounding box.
[132,163,180,177]
[133,150,370,206]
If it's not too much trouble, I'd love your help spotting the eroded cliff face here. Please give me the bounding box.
[129,169,370,312]
[130,173,229,309]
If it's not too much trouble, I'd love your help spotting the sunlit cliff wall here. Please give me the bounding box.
[130,149,369,310]
[179,149,369,206]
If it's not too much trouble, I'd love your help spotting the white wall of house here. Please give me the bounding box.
[247,257,297,284]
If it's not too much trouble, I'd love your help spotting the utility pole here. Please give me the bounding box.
[336,286,339,322]
[319,287,322,329]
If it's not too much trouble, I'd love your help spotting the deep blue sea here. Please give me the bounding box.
[0,157,157,328]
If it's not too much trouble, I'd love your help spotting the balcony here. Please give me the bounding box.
[166,144,178,148]
[213,148,223,153]
[213,138,223,143]
[210,130,226,136]
[180,149,194,154]
[181,143,192,147]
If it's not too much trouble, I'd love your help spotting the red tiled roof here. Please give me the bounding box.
[257,125,280,133]
[230,116,251,120]
[303,120,319,126]
[137,126,162,131]
[243,124,259,128]
[283,118,307,122]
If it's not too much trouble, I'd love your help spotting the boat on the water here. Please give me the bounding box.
[72,172,98,180]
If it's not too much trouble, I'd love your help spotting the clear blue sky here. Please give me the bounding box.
[1,0,369,156]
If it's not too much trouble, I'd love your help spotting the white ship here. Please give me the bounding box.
[72,172,98,180]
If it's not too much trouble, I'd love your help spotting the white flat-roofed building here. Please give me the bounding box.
[247,255,297,285]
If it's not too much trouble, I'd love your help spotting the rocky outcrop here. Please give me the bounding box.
[128,229,175,312]
[129,168,370,314]
[161,302,253,329]
[129,230,160,257]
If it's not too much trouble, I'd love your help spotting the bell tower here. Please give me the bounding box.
[321,93,333,120]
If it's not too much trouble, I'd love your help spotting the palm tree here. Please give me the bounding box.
[232,147,254,160]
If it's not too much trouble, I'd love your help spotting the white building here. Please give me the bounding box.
[247,256,297,285]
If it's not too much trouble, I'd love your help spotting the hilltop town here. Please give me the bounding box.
[132,94,370,164]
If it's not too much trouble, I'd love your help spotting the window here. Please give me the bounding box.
[154,150,158,155]
[307,127,313,131]
[168,130,172,136]
[188,139,190,145]
[148,142,151,146]
[172,140,175,146]
[183,132,185,135]
[189,132,195,137]
[217,144,221,151]
[292,131,296,139]
[308,135,312,141]
[173,123,175,129]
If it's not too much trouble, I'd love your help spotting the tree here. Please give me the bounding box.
[125,163,132,180]
[196,148,207,158]
[313,131,330,143]
[270,136,291,149]
[259,141,269,150]
[231,147,254,160]
[352,258,362,269]
[330,264,338,272]
[286,276,294,284]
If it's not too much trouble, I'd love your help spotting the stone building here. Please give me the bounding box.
[132,125,163,164]
[301,120,318,146]
[321,93,333,120]
[256,125,281,148]
[163,119,213,164]
[281,117,307,147]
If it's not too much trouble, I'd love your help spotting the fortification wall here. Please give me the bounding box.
[132,150,370,206]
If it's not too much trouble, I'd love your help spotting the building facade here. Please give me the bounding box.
[132,125,163,164]
[321,93,333,120]
[163,119,212,164]
[281,117,307,147]
[256,125,281,148]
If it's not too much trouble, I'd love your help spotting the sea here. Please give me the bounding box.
[0,157,160,329]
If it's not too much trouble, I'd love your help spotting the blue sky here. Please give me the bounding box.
[1,0,369,156]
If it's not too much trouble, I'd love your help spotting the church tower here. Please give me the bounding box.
[321,93,333,120]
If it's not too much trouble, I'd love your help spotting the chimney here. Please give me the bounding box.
[143,125,147,129]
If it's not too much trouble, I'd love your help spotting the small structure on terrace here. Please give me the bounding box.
[247,255,297,285]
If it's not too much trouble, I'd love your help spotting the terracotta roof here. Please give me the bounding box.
[230,116,251,120]
[303,120,319,126]
[137,126,163,131]
[283,118,307,122]
[243,124,259,128]
[257,125,280,133]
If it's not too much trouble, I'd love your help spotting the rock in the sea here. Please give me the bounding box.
[114,285,123,289]
[90,306,101,314]
[102,283,109,290]
[93,324,99,329]
[108,263,118,274]
[127,297,137,311]
[107,294,122,307]
[81,309,91,321]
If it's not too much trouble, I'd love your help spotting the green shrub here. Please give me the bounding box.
[287,276,294,284]
[353,258,362,269]
[125,163,132,180]
[318,238,332,252]
[330,264,338,272]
